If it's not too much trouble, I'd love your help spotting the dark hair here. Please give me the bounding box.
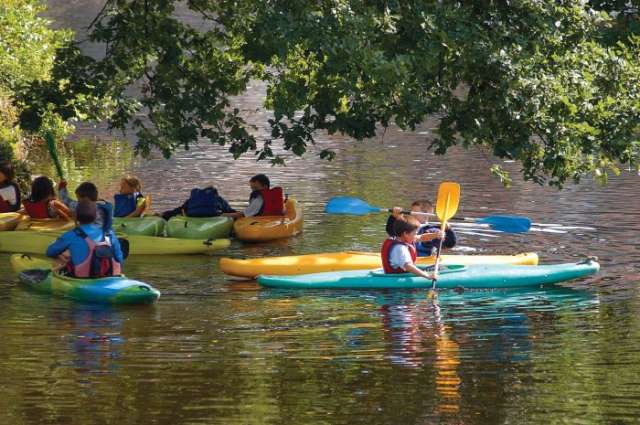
[30,176,55,202]
[250,174,270,188]
[0,161,15,181]
[411,199,433,210]
[76,200,97,224]
[393,216,420,236]
[75,182,98,201]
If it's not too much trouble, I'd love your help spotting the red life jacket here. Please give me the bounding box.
[23,199,51,218]
[259,187,285,216]
[381,238,417,274]
[67,229,122,278]
[0,198,10,213]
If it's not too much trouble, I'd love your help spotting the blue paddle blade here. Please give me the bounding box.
[325,196,384,215]
[475,215,532,233]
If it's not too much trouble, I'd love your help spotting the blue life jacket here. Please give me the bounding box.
[184,187,224,217]
[114,192,143,217]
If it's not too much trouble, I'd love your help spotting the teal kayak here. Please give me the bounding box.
[166,216,233,239]
[113,216,166,236]
[11,254,161,305]
[257,260,600,290]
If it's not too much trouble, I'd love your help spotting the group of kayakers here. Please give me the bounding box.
[1,159,286,279]
[382,200,457,281]
[3,156,455,282]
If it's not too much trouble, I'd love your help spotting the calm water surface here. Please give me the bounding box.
[1,3,640,424]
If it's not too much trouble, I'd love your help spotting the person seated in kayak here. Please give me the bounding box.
[381,217,437,280]
[0,161,21,213]
[58,180,114,230]
[46,200,124,278]
[161,186,237,220]
[386,200,456,257]
[226,174,286,219]
[114,176,147,218]
[23,176,72,220]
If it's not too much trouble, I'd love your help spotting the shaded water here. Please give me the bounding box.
[1,3,640,424]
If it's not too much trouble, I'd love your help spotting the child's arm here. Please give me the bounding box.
[51,200,72,220]
[58,181,78,211]
[126,203,146,218]
[46,233,71,258]
[404,263,437,280]
[109,230,125,264]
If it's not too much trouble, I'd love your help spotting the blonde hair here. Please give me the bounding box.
[122,176,142,192]
[411,199,433,211]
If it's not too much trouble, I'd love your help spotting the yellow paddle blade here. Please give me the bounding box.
[435,182,461,225]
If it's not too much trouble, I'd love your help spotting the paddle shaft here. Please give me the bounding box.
[44,132,64,180]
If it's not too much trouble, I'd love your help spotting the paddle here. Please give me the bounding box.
[44,132,64,180]
[325,196,531,233]
[431,182,460,292]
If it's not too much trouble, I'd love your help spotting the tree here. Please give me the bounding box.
[0,0,73,189]
[20,0,640,187]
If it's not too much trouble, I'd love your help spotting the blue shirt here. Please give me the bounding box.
[46,224,124,267]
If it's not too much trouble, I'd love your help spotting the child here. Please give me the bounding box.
[46,200,124,278]
[58,180,114,230]
[161,186,237,220]
[226,174,286,218]
[381,217,437,280]
[23,176,72,219]
[386,199,456,257]
[0,161,21,213]
[114,176,147,218]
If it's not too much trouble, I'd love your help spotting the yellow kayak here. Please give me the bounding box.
[220,251,539,278]
[0,231,230,256]
[0,213,22,231]
[15,217,75,232]
[233,198,303,242]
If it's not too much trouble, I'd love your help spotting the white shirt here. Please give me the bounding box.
[243,195,263,217]
[0,185,18,205]
[388,244,414,271]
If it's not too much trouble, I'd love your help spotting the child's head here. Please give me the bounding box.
[30,176,55,202]
[75,182,99,202]
[0,161,14,184]
[410,199,433,224]
[120,176,141,195]
[249,174,270,191]
[76,200,97,224]
[393,216,420,243]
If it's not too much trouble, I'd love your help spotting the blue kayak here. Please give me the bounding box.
[257,260,600,290]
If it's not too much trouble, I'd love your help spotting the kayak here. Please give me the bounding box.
[233,198,303,242]
[220,251,539,279]
[15,217,74,232]
[166,216,233,239]
[0,231,230,256]
[0,213,22,231]
[113,216,166,236]
[10,254,160,304]
[121,235,230,255]
[257,259,600,290]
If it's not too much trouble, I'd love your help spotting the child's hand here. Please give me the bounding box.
[391,207,403,218]
[58,180,67,190]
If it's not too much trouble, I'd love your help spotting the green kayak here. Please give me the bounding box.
[0,231,230,256]
[257,259,600,290]
[11,255,160,305]
[166,216,233,239]
[113,216,166,236]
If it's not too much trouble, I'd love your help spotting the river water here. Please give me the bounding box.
[1,3,639,425]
